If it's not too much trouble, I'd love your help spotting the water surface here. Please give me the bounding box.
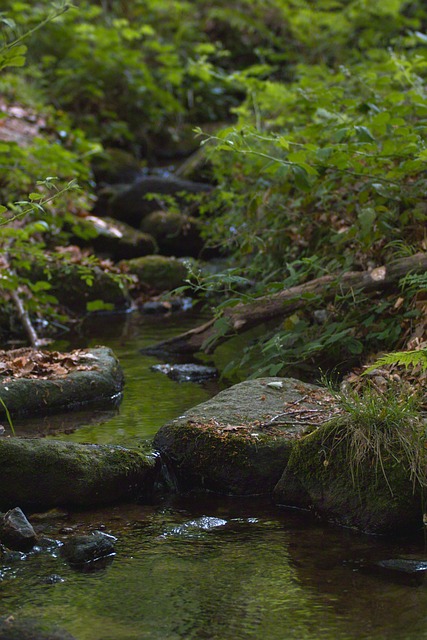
[2,497,427,640]
[14,310,223,445]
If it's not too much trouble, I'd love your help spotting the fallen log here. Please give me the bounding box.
[144,252,427,355]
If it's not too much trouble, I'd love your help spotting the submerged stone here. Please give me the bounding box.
[60,531,116,566]
[140,297,193,314]
[153,377,333,496]
[0,438,157,510]
[362,558,427,586]
[0,507,37,552]
[151,363,218,383]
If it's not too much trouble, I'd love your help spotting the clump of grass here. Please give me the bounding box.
[0,397,15,436]
[324,383,427,495]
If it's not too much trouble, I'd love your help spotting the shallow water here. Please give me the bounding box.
[13,310,223,445]
[3,310,427,640]
[2,497,427,640]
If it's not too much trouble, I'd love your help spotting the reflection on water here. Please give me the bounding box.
[1,497,427,640]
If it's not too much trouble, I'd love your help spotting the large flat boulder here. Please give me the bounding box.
[153,378,335,495]
[0,347,124,418]
[0,438,157,510]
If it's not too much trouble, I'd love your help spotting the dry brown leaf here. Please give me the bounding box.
[0,348,99,380]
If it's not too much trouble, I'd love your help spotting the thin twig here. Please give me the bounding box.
[9,286,42,348]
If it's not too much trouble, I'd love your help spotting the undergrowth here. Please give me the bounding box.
[325,383,427,496]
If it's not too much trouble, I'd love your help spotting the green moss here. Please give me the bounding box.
[123,254,189,291]
[153,377,329,496]
[154,419,292,495]
[25,259,131,312]
[0,438,157,510]
[141,211,203,257]
[92,148,141,184]
[73,216,158,261]
[274,422,424,533]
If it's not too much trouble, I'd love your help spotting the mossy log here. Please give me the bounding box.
[147,252,427,354]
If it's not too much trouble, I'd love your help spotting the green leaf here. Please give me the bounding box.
[354,126,376,142]
[363,350,427,374]
[31,280,52,292]
[86,299,115,312]
[292,166,311,191]
[358,207,376,237]
[5,55,26,67]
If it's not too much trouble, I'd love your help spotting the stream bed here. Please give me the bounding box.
[2,310,427,640]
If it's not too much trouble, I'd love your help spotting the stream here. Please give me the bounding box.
[2,310,427,640]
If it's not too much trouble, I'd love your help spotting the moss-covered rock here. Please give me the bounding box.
[175,145,213,183]
[91,183,129,217]
[153,378,331,495]
[273,421,424,534]
[30,257,131,313]
[122,254,189,291]
[72,215,158,260]
[0,347,124,418]
[141,210,204,257]
[109,176,211,227]
[92,147,141,185]
[0,438,157,510]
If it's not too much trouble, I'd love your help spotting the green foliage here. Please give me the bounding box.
[0,0,239,145]
[1,0,427,367]
[203,49,427,271]
[364,349,427,373]
[0,7,119,334]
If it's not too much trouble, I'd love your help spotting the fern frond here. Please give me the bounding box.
[399,272,427,295]
[364,349,427,375]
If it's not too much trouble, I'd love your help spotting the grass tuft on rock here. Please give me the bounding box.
[325,383,427,496]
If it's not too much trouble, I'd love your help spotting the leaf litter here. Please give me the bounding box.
[0,348,99,381]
